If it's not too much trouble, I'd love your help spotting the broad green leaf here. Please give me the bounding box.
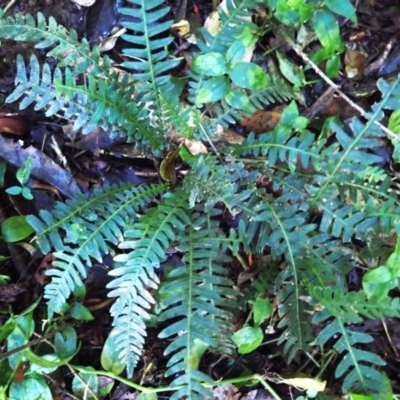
[363,266,392,284]
[225,89,255,113]
[9,376,52,400]
[189,339,209,370]
[324,0,357,24]
[350,394,382,400]
[101,328,125,375]
[178,144,193,162]
[0,319,16,341]
[72,367,99,400]
[191,53,228,76]
[7,314,34,369]
[28,354,60,374]
[274,0,300,26]
[276,52,304,88]
[311,9,342,53]
[0,359,13,388]
[280,101,301,126]
[21,187,33,200]
[388,109,400,133]
[195,76,230,104]
[253,297,272,326]
[69,302,94,321]
[226,40,246,66]
[16,157,32,185]
[326,54,341,78]
[1,216,34,242]
[230,62,269,90]
[54,326,78,358]
[232,326,263,354]
[136,393,158,400]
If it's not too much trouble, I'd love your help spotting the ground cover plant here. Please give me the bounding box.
[0,0,400,399]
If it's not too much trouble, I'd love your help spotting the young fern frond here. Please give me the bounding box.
[27,183,167,316]
[158,208,237,400]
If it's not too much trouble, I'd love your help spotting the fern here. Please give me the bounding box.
[106,189,191,376]
[3,2,180,151]
[0,12,111,74]
[309,286,400,394]
[27,183,167,317]
[158,208,237,399]
[3,2,400,398]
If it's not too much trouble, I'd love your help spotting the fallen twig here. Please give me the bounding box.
[281,28,400,143]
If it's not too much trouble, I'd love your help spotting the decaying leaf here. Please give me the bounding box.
[99,27,126,52]
[240,110,282,134]
[71,0,96,6]
[183,138,208,155]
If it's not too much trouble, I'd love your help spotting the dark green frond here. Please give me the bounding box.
[158,208,237,399]
[184,155,254,212]
[6,54,166,149]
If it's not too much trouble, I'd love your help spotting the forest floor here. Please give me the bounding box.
[1,0,400,399]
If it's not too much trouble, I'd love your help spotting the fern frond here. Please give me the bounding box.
[234,130,326,173]
[309,287,400,394]
[184,154,254,212]
[313,303,387,394]
[27,183,167,316]
[300,235,353,288]
[0,12,113,76]
[321,319,386,394]
[312,286,400,320]
[222,184,315,360]
[158,208,237,399]
[120,0,180,135]
[6,54,167,149]
[197,0,261,54]
[106,190,192,377]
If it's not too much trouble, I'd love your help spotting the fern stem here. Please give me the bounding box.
[72,366,282,399]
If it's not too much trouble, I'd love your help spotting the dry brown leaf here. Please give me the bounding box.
[212,384,242,400]
[99,27,126,52]
[240,110,282,134]
[0,116,30,136]
[183,138,208,155]
[344,46,367,80]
